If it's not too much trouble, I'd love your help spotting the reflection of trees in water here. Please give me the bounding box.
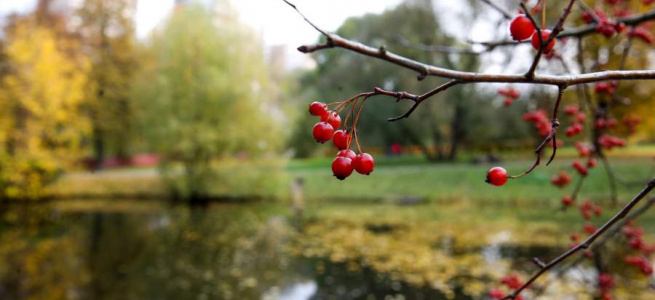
[0,203,654,300]
[0,205,89,300]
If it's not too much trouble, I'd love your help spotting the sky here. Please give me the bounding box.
[0,0,403,67]
[0,0,520,71]
[0,0,410,69]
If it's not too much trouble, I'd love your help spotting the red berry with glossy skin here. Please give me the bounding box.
[332,130,351,150]
[337,149,357,160]
[321,111,342,130]
[486,167,508,186]
[510,15,536,41]
[332,156,354,180]
[309,102,328,117]
[312,122,334,143]
[353,153,375,175]
[531,29,556,53]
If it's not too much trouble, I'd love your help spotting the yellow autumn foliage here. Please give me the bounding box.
[0,20,90,199]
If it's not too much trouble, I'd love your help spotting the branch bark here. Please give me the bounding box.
[502,179,655,299]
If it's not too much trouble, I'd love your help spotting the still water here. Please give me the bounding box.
[0,200,652,300]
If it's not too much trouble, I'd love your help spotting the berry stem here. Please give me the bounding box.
[352,97,368,153]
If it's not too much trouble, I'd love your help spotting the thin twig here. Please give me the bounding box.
[478,0,513,20]
[502,179,655,299]
[284,1,655,86]
[525,0,578,79]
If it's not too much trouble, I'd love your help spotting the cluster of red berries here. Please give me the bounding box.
[309,102,375,180]
[523,110,551,138]
[579,199,603,220]
[572,160,591,176]
[595,81,618,95]
[597,273,616,300]
[498,87,521,106]
[509,14,556,53]
[629,26,654,44]
[595,118,619,130]
[580,8,626,37]
[489,274,525,300]
[623,220,655,275]
[598,134,626,150]
[564,106,586,138]
[622,115,641,134]
[551,171,572,188]
[575,142,593,157]
[625,256,654,275]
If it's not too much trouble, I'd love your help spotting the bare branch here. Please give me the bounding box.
[502,179,655,299]
[525,0,577,79]
[469,9,655,49]
[478,0,513,20]
[285,1,655,86]
[396,36,483,55]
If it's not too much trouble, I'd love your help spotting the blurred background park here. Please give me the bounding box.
[0,0,654,299]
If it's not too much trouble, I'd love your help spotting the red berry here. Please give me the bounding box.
[503,98,513,106]
[321,111,342,130]
[312,122,334,143]
[332,130,351,150]
[587,158,597,168]
[510,14,536,41]
[531,29,556,53]
[354,153,375,175]
[337,149,357,160]
[486,167,508,186]
[332,156,354,180]
[562,196,574,206]
[309,102,328,117]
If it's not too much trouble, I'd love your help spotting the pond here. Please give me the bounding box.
[0,200,652,300]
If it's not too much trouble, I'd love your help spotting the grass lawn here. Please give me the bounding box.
[51,147,655,206]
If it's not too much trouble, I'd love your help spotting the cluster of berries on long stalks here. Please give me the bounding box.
[309,100,375,180]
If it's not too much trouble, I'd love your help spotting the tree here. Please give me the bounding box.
[78,0,140,166]
[0,15,90,200]
[285,0,655,298]
[134,2,280,202]
[293,0,529,161]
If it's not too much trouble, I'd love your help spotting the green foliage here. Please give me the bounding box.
[133,3,281,200]
[78,0,141,159]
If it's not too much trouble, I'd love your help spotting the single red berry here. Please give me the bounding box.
[570,233,580,242]
[486,167,508,186]
[321,111,342,130]
[353,153,375,175]
[510,14,536,41]
[503,98,513,106]
[332,156,354,180]
[309,102,328,117]
[337,149,357,160]
[332,130,351,150]
[562,196,574,206]
[312,122,334,143]
[587,158,597,168]
[531,29,556,53]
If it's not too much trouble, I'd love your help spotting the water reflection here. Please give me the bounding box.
[0,201,652,300]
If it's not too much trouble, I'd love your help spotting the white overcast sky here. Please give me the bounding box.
[1,0,520,71]
[0,0,404,45]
